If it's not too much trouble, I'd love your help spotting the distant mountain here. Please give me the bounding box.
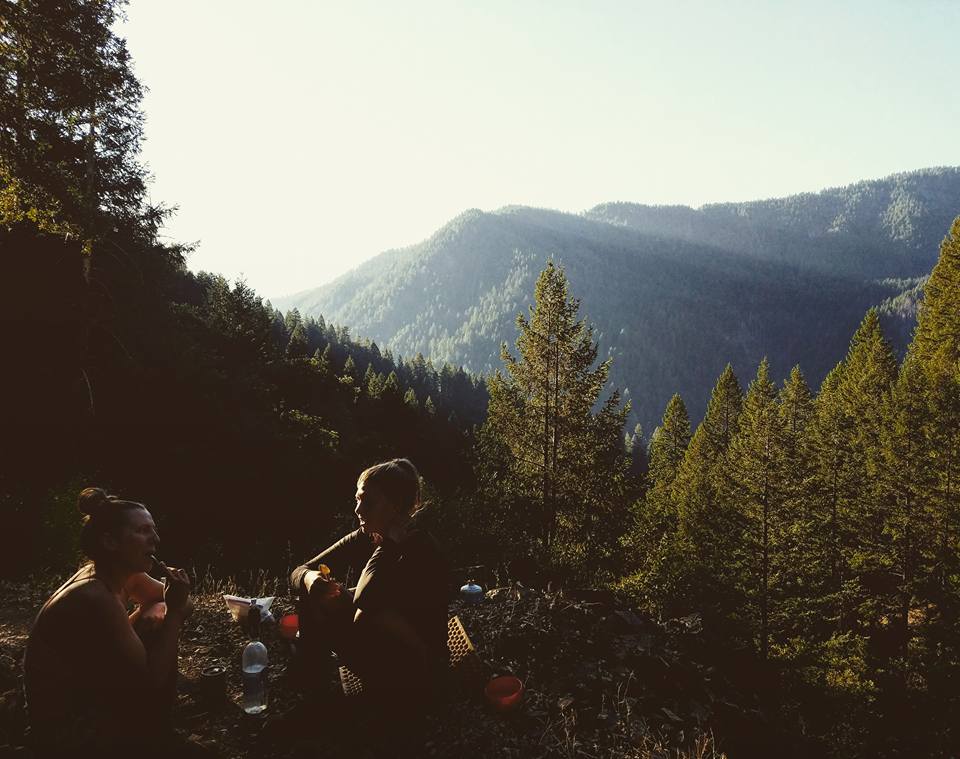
[276,167,960,433]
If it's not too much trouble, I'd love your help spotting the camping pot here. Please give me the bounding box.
[200,664,227,708]
[460,582,484,603]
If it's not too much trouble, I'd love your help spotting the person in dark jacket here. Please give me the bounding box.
[290,458,450,710]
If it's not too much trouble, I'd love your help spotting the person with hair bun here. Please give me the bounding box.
[289,458,449,742]
[23,487,194,757]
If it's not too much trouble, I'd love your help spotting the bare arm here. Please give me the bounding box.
[125,572,164,606]
[88,568,191,690]
[125,572,167,630]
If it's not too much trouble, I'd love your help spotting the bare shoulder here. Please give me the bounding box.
[49,575,122,621]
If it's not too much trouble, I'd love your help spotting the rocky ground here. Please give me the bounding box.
[0,575,735,758]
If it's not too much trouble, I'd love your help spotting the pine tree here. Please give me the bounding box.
[776,366,819,639]
[647,395,691,488]
[668,365,744,618]
[383,370,401,400]
[286,323,308,359]
[365,366,384,399]
[808,310,897,634]
[478,262,630,576]
[1,0,148,241]
[318,344,333,374]
[908,217,960,598]
[284,309,303,335]
[883,216,960,674]
[723,358,784,658]
[403,387,419,409]
[620,395,690,607]
[879,354,936,659]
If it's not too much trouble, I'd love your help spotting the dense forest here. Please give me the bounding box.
[0,0,486,578]
[3,2,960,756]
[278,168,960,433]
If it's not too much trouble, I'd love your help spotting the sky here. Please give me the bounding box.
[120,0,960,299]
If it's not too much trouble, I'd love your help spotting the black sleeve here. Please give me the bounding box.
[352,540,401,612]
[353,530,450,614]
[289,529,371,593]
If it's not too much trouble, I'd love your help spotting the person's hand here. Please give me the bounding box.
[308,574,343,613]
[134,601,168,632]
[162,567,192,619]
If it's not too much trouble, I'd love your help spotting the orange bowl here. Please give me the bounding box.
[279,613,299,640]
[484,675,524,712]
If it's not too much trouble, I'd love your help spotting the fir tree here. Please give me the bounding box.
[669,365,744,619]
[808,310,897,634]
[908,216,960,597]
[723,358,784,658]
[775,366,819,638]
[383,370,401,400]
[286,322,308,359]
[879,354,936,658]
[647,394,691,488]
[478,262,630,576]
[621,395,689,608]
[341,354,357,379]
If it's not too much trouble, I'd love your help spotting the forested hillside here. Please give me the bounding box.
[5,3,960,756]
[588,168,960,280]
[279,169,960,432]
[0,0,485,578]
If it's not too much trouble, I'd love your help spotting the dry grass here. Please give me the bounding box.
[1,575,728,758]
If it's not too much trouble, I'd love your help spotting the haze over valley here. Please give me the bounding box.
[276,167,960,431]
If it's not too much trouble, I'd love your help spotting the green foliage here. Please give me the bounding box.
[618,215,960,757]
[278,171,960,437]
[0,0,484,578]
[665,366,743,619]
[0,0,149,238]
[476,262,632,580]
[647,395,691,488]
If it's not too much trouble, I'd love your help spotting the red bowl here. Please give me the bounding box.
[484,675,524,712]
[279,613,299,640]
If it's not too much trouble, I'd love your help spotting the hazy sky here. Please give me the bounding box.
[121,0,960,299]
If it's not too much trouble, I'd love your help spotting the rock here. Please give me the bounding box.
[661,707,682,723]
[611,609,648,631]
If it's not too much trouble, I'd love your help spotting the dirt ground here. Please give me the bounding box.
[0,577,725,758]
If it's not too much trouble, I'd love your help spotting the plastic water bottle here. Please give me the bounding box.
[242,601,268,715]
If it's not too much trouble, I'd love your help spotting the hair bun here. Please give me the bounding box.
[77,487,110,518]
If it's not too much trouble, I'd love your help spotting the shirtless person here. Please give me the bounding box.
[24,487,193,757]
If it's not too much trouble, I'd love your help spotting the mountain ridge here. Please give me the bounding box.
[275,167,960,432]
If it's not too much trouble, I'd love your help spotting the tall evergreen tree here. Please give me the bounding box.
[669,365,744,618]
[879,354,936,659]
[341,354,357,379]
[908,216,960,599]
[620,394,690,608]
[647,395,691,488]
[723,359,784,658]
[286,322,308,359]
[0,0,148,243]
[775,366,819,638]
[478,262,630,576]
[808,310,897,634]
